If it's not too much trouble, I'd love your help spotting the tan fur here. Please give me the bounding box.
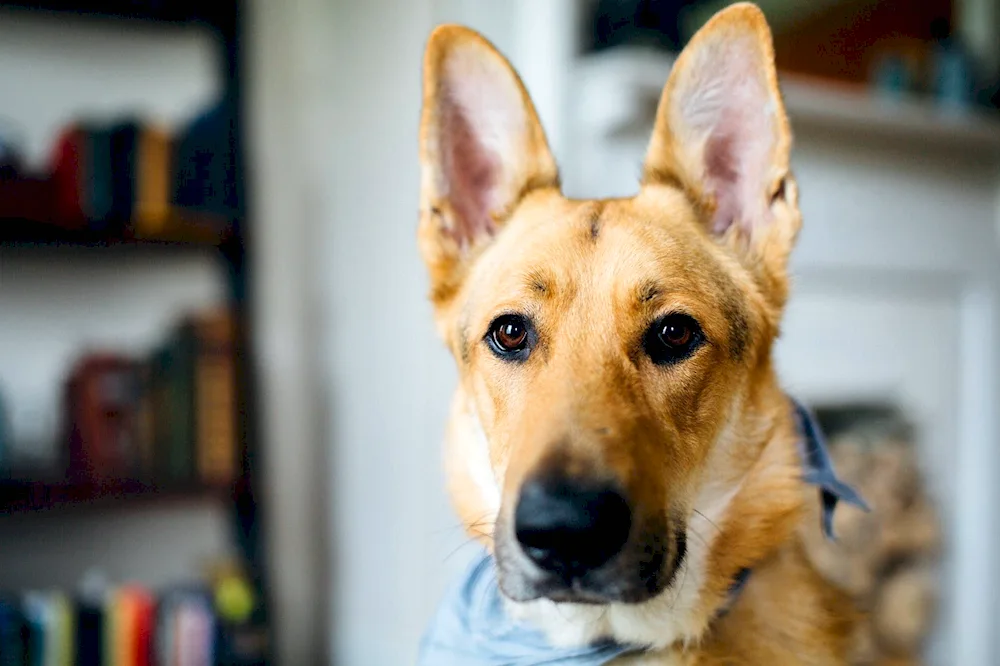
[418,3,856,663]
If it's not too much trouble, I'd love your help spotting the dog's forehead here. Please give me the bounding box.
[475,188,725,302]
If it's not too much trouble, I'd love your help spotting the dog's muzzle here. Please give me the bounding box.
[496,470,681,604]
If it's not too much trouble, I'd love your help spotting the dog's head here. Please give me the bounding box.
[419,2,802,634]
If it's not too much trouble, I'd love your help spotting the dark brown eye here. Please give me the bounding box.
[644,314,703,365]
[660,319,692,347]
[487,314,532,360]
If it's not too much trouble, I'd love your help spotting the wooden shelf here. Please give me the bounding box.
[0,176,234,248]
[0,0,237,30]
[0,478,233,514]
[0,216,230,249]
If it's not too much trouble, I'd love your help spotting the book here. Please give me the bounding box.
[124,587,154,666]
[52,594,74,666]
[172,99,238,222]
[156,589,214,666]
[107,588,126,666]
[133,125,173,239]
[1,583,262,666]
[22,592,48,666]
[75,597,103,666]
[87,125,113,229]
[0,595,25,666]
[133,362,157,484]
[49,126,87,229]
[152,336,194,486]
[109,122,140,228]
[185,310,237,486]
[150,309,238,489]
[65,355,141,483]
[0,387,8,478]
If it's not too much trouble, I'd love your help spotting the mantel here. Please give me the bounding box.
[575,48,1000,159]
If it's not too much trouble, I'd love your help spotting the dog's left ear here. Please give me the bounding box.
[643,3,798,273]
[419,25,559,306]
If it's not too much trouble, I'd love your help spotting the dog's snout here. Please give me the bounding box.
[514,474,632,578]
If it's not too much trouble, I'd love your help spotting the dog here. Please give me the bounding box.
[416,3,862,664]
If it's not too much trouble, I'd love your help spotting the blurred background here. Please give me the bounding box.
[0,0,997,664]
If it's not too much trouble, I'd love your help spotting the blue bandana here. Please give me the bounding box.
[417,398,867,666]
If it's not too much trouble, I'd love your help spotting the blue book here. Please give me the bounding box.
[109,121,140,226]
[87,125,114,229]
[75,597,103,666]
[0,388,8,478]
[22,593,47,666]
[0,596,25,666]
[172,98,238,222]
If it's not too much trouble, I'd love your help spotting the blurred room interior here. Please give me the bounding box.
[0,0,998,664]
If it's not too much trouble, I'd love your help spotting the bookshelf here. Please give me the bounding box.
[0,0,234,26]
[0,0,269,662]
[0,478,231,514]
[0,216,230,247]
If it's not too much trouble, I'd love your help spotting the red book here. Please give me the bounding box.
[49,125,88,229]
[0,178,54,225]
[121,586,155,666]
[65,354,141,483]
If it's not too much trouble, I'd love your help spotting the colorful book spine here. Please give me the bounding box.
[49,126,87,229]
[65,355,141,483]
[166,335,195,485]
[58,307,240,490]
[133,126,173,239]
[150,337,194,486]
[0,388,8,478]
[133,361,158,485]
[75,597,103,666]
[87,125,113,229]
[53,595,73,666]
[1,573,267,666]
[158,590,215,666]
[22,593,46,666]
[109,122,140,228]
[0,596,24,666]
[189,311,237,487]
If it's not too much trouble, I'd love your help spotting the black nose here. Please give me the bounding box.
[514,474,632,578]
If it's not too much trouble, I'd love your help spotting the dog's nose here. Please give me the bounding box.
[514,474,632,578]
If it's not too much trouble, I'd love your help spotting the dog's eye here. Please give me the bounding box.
[644,314,704,365]
[487,314,532,360]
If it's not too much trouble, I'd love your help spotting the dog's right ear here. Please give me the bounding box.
[642,3,797,307]
[419,25,558,306]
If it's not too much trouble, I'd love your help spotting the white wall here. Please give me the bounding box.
[318,2,456,664]
[246,1,336,663]
[0,12,232,594]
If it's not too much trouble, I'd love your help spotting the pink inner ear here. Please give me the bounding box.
[676,37,778,236]
[440,91,500,250]
[704,126,741,235]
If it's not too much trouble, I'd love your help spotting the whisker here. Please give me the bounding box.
[685,525,711,548]
[670,558,689,611]
[443,534,491,563]
[691,508,722,534]
[429,510,497,537]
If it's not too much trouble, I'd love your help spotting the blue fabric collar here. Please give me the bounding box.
[417,398,867,666]
[791,399,870,537]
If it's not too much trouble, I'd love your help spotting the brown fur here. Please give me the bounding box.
[418,3,857,663]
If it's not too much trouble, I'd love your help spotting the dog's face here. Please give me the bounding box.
[419,4,800,611]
